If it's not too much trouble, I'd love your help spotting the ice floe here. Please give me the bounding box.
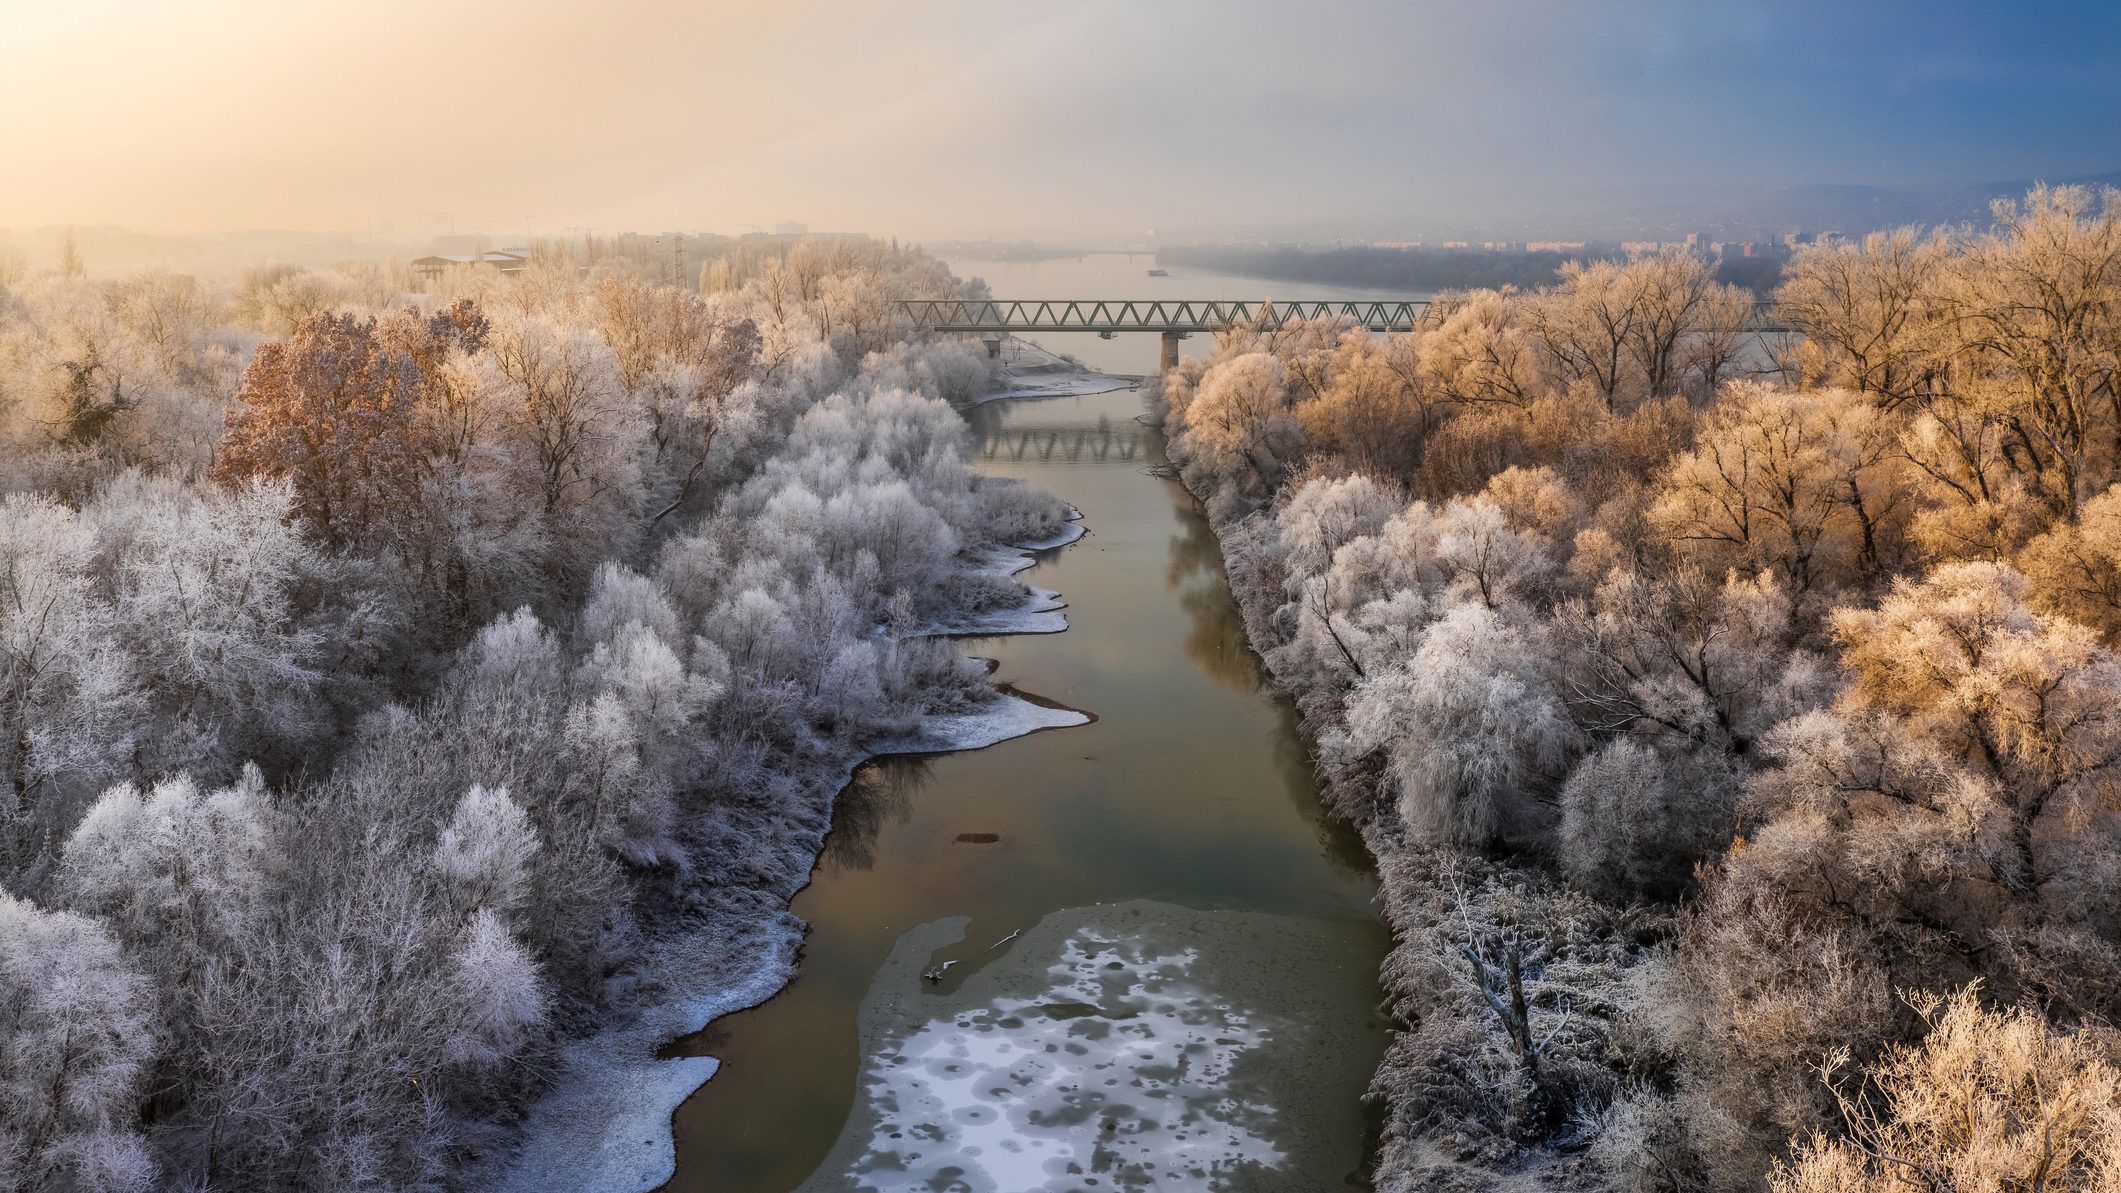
[797,901,1383,1193]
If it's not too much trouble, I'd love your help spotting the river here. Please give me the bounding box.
[661,257,1432,1191]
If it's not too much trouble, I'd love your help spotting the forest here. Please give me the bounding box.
[0,235,1076,1191]
[1158,185,2121,1192]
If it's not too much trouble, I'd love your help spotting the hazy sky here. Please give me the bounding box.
[4,0,2118,241]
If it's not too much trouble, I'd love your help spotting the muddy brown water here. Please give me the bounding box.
[661,380,1391,1191]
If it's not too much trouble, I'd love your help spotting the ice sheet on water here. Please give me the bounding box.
[800,901,1380,1193]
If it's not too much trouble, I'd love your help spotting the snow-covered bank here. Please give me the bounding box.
[497,520,1090,1193]
[924,507,1085,637]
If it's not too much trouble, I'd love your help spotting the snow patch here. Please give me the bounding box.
[878,693,1088,755]
[496,918,799,1193]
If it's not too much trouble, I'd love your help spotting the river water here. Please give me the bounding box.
[662,257,1431,1191]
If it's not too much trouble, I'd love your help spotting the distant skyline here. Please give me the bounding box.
[4,0,2119,242]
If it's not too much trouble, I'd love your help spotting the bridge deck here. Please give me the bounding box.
[899,297,1786,334]
[900,298,1431,334]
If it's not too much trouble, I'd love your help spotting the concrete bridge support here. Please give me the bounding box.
[1160,331,1182,372]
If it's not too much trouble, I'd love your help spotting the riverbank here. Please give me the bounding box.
[495,359,1117,1193]
[1158,393,1643,1193]
[499,545,1093,1193]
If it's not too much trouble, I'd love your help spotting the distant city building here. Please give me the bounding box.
[411,250,529,284]
[775,220,808,236]
[1525,241,1588,252]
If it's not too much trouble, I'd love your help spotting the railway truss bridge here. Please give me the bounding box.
[897,297,1789,369]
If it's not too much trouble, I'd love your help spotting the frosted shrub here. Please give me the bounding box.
[975,477,1073,545]
[1557,738,1725,900]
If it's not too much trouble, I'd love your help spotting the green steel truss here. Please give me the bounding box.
[897,298,1785,334]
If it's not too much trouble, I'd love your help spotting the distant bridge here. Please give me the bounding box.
[900,298,1787,368]
[900,297,1434,335]
[902,298,1431,367]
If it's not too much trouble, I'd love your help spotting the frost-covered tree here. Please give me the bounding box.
[60,770,271,964]
[1651,383,1909,595]
[2020,482,2121,639]
[58,768,273,1157]
[0,891,156,1193]
[1347,603,1576,846]
[485,313,641,574]
[1184,351,1301,491]
[0,495,136,863]
[592,275,760,522]
[1419,288,1544,409]
[1278,473,1403,581]
[1771,986,2121,1193]
[1775,227,1946,407]
[443,909,548,1070]
[434,784,540,919]
[1559,738,1694,899]
[1292,331,1438,477]
[216,307,470,556]
[90,474,323,769]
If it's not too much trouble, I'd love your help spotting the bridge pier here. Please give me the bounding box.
[1159,331,1182,372]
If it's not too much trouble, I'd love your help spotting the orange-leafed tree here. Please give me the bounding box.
[214,302,486,557]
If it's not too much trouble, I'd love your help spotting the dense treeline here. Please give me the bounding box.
[0,237,1069,1190]
[1159,186,2121,1191]
[1158,242,1788,296]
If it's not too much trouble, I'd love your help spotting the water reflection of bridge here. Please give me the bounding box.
[975,420,1147,464]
